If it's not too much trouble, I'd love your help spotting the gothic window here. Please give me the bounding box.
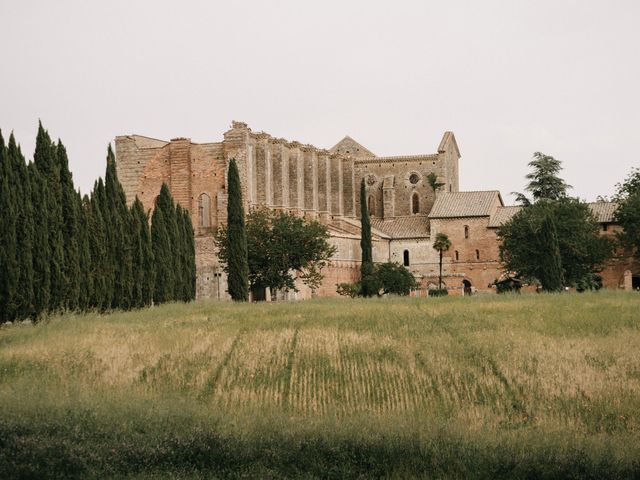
[198,193,211,228]
[409,172,420,185]
[464,225,469,239]
[475,249,480,260]
[368,195,375,216]
[403,250,410,266]
[411,192,420,214]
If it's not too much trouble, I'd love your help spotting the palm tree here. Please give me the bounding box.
[433,232,451,290]
[426,172,445,195]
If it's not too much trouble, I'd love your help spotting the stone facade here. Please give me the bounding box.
[115,121,639,299]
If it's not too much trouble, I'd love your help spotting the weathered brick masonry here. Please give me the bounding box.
[115,121,639,299]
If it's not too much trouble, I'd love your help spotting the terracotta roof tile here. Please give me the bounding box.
[370,216,430,238]
[428,191,503,219]
[487,202,619,227]
[489,206,523,227]
[588,202,618,223]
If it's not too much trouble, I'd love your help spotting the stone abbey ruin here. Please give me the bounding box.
[115,121,639,299]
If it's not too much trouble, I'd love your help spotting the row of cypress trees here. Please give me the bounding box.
[0,123,195,322]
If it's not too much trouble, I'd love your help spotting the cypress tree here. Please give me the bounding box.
[104,146,133,309]
[34,122,64,311]
[94,178,112,309]
[58,141,81,310]
[78,193,93,310]
[89,180,109,310]
[175,204,186,301]
[360,179,372,265]
[28,163,51,316]
[226,159,249,301]
[0,131,19,321]
[130,197,154,308]
[9,138,35,319]
[138,202,156,306]
[359,178,377,297]
[539,212,564,292]
[183,209,196,301]
[152,184,174,304]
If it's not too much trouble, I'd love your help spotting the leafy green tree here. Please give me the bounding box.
[174,204,187,301]
[433,232,451,290]
[376,262,417,295]
[225,159,249,301]
[499,199,612,288]
[216,207,336,296]
[512,152,571,205]
[538,212,564,291]
[359,178,378,297]
[613,168,640,260]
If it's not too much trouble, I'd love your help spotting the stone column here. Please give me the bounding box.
[624,270,633,291]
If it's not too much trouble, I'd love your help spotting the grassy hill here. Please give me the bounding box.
[1,292,640,478]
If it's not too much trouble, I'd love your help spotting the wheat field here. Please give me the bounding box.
[1,292,640,478]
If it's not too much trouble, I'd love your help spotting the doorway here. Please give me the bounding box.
[463,279,473,296]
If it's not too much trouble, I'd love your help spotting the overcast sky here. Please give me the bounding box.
[1,0,638,202]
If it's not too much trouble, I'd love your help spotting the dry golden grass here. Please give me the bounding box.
[1,291,639,478]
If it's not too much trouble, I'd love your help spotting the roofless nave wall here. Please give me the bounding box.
[115,121,638,300]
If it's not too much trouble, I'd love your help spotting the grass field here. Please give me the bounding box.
[1,291,640,478]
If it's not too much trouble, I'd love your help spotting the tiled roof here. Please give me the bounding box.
[428,191,503,219]
[487,202,619,227]
[371,216,430,239]
[488,206,523,227]
[588,202,618,223]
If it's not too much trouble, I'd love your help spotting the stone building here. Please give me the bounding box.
[115,121,639,299]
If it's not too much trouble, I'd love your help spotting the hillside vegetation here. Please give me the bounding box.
[1,292,640,478]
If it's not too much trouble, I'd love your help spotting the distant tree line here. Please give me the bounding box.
[0,123,195,322]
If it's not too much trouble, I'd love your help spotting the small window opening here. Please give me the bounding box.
[455,250,459,261]
[464,225,469,239]
[403,250,410,266]
[603,223,608,231]
[411,192,420,214]
[475,249,480,260]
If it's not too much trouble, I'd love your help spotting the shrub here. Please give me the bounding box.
[376,262,417,296]
[336,282,361,298]
[429,288,448,297]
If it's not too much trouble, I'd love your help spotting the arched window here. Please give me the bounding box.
[464,225,469,239]
[411,192,420,214]
[403,250,410,266]
[198,193,211,228]
[368,195,375,216]
[455,250,459,261]
[475,249,480,260]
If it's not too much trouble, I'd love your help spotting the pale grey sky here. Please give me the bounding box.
[1,0,638,202]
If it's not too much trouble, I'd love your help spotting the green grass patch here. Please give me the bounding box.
[1,291,639,478]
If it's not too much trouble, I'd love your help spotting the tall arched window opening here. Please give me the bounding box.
[464,225,469,239]
[411,192,420,214]
[403,250,410,266]
[455,250,459,261]
[368,195,375,216]
[198,193,211,228]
